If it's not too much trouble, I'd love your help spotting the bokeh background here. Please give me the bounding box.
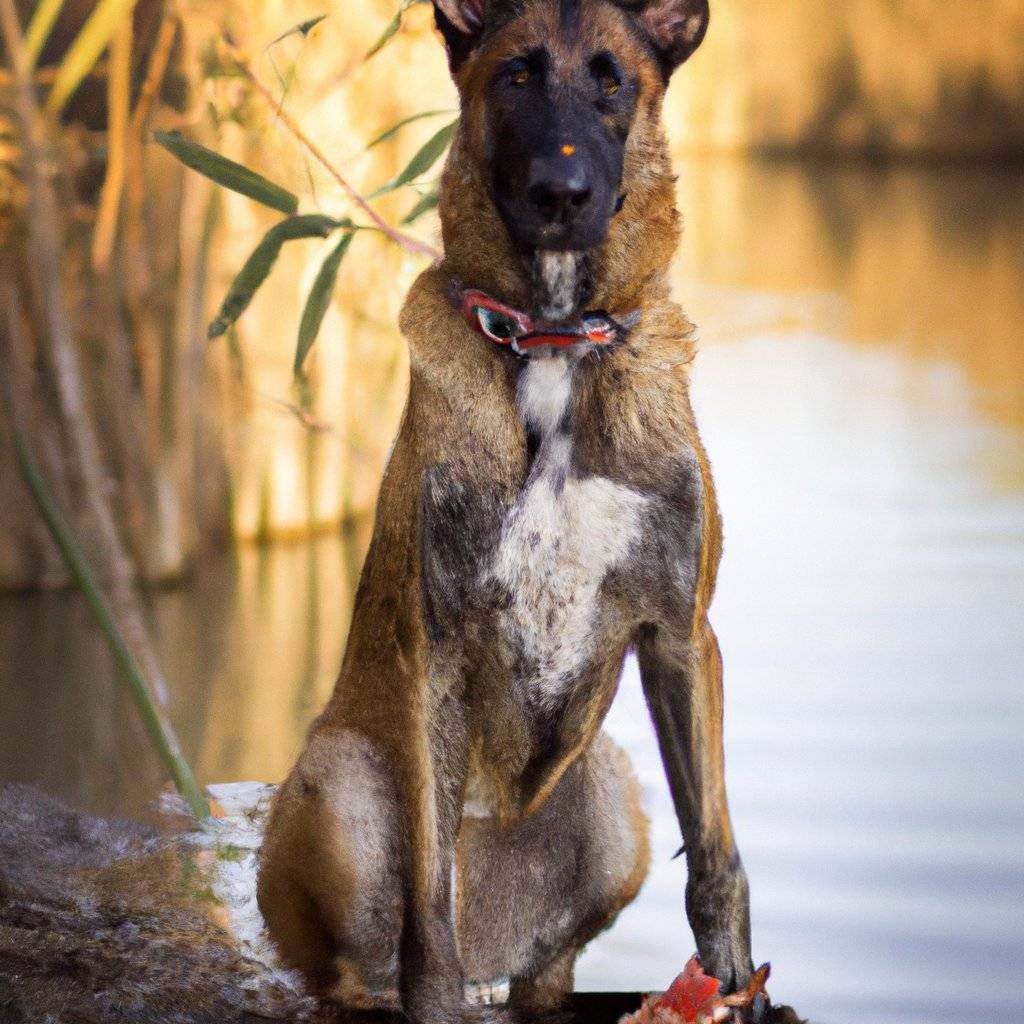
[1,2,1022,1023]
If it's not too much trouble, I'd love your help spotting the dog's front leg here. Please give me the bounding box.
[401,884,464,1024]
[637,619,756,1002]
[399,688,485,1024]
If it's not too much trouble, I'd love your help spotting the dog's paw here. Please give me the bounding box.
[761,1003,806,1024]
[727,992,807,1024]
[465,977,512,1006]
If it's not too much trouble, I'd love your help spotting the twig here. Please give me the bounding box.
[260,392,335,434]
[128,6,178,137]
[221,38,442,262]
[91,14,132,271]
[124,5,178,291]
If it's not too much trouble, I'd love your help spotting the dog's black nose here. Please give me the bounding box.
[527,157,592,222]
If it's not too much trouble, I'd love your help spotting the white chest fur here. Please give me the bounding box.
[488,357,648,708]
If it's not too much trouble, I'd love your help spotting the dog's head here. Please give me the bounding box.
[433,0,707,319]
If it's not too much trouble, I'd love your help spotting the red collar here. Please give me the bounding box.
[458,287,639,357]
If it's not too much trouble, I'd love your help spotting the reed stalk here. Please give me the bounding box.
[91,13,132,271]
[13,429,209,818]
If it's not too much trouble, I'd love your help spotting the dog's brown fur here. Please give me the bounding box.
[258,2,754,1021]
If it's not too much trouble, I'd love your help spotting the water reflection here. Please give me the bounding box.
[0,591,165,819]
[674,158,1024,435]
[154,520,373,791]
[1,159,1022,1022]
[0,525,370,822]
[578,330,1024,1022]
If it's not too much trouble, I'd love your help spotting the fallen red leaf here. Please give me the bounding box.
[619,955,771,1024]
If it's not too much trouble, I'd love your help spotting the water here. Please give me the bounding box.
[2,159,1022,1023]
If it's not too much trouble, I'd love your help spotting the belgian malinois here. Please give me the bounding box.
[257,0,761,1020]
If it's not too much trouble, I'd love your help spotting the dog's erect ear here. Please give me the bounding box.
[628,0,709,75]
[432,0,486,70]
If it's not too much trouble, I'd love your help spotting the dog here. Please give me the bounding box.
[256,0,759,1020]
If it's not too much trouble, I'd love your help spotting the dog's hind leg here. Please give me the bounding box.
[258,699,483,1023]
[456,732,650,1015]
[257,728,406,1009]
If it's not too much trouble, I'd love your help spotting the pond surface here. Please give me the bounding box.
[2,158,1022,1024]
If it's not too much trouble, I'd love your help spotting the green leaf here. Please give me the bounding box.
[296,15,327,37]
[45,0,138,116]
[268,14,327,47]
[294,231,355,374]
[365,109,455,151]
[364,9,400,59]
[24,0,65,69]
[401,189,440,225]
[208,215,343,340]
[369,118,457,199]
[154,131,299,214]
[364,0,414,60]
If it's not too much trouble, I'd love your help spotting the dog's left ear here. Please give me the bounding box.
[432,0,486,71]
[629,0,709,74]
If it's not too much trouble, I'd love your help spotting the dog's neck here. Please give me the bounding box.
[437,125,680,322]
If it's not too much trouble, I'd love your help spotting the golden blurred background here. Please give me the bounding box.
[3,0,1022,582]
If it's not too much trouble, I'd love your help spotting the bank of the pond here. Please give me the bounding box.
[0,782,806,1024]
[0,783,315,1023]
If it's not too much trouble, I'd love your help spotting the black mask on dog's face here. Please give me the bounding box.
[485,43,633,255]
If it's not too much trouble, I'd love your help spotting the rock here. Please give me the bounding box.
[0,782,317,1024]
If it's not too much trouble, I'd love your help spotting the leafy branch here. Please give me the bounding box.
[220,35,443,260]
[154,130,299,214]
[155,14,456,380]
[206,214,350,340]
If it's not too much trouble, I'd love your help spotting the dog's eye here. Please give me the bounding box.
[508,59,531,86]
[590,52,623,100]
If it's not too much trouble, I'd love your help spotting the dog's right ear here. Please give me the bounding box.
[432,0,486,70]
